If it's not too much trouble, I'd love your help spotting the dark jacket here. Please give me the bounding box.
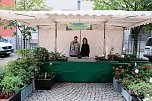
[80,44,90,57]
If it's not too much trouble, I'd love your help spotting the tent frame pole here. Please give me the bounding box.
[122,27,125,54]
[55,21,57,53]
[103,22,106,57]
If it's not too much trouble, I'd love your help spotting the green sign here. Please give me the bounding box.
[66,23,92,30]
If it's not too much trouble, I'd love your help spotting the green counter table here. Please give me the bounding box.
[40,61,142,83]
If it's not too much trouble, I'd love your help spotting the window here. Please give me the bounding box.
[146,38,152,46]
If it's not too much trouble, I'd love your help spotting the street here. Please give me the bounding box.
[0,53,18,68]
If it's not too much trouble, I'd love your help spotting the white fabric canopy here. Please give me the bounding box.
[0,10,152,27]
[0,10,152,56]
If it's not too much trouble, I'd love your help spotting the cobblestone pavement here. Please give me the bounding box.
[25,83,125,101]
[0,53,18,68]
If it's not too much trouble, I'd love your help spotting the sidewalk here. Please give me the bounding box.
[25,83,125,101]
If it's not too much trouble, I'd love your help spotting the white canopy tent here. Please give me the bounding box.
[0,10,152,57]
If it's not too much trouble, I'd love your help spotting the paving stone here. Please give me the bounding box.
[24,83,125,101]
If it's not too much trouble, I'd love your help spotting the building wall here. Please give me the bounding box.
[0,0,15,37]
[0,0,16,50]
[46,0,93,10]
[0,0,14,6]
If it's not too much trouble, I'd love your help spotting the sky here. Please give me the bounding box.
[46,0,93,10]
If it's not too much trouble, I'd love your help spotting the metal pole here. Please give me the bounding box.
[128,36,129,54]
[138,35,141,58]
[103,22,106,56]
[37,26,40,47]
[55,22,57,53]
[77,0,81,10]
[122,27,125,54]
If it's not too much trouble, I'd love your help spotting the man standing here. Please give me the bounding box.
[69,36,80,57]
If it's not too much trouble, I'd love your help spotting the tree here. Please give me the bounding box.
[15,0,51,11]
[86,0,152,54]
[0,0,51,48]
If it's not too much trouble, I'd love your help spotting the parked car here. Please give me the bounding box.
[143,37,152,61]
[0,36,14,56]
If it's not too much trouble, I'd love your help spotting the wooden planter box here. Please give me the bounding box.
[113,78,121,92]
[20,80,34,101]
[7,92,21,101]
[35,74,55,90]
[120,84,132,101]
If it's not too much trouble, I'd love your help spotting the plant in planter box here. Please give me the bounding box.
[0,76,23,99]
[133,64,152,82]
[33,47,49,61]
[113,64,132,81]
[17,48,32,59]
[128,82,152,99]
[143,96,152,101]
[107,53,120,61]
[95,56,107,62]
[35,72,56,90]
[49,51,68,61]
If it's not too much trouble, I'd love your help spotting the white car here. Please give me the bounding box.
[143,37,152,61]
[0,36,14,56]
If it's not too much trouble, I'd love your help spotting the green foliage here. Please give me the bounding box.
[49,51,68,61]
[17,48,32,58]
[4,58,40,83]
[15,0,51,11]
[0,19,36,42]
[33,47,49,61]
[95,56,107,61]
[91,0,152,11]
[143,96,152,101]
[1,76,23,93]
[128,82,152,97]
[107,53,120,61]
[0,0,51,11]
[113,63,132,80]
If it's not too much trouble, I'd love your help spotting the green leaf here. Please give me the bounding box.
[9,27,13,30]
[13,32,17,35]
[3,26,7,30]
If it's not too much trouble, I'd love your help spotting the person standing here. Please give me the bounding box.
[69,36,80,57]
[80,38,90,57]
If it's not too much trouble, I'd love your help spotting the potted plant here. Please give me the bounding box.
[0,76,22,100]
[128,82,152,100]
[35,72,56,90]
[107,53,120,61]
[49,51,68,61]
[95,56,107,62]
[33,47,49,61]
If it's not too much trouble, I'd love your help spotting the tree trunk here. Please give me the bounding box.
[23,38,26,49]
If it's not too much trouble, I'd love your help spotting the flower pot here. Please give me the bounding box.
[0,93,4,99]
[8,93,14,98]
[4,93,9,99]
[8,92,21,101]
[35,74,55,90]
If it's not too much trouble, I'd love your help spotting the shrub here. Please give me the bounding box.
[33,47,49,61]
[1,76,23,93]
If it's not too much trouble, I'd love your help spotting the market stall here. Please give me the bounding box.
[0,10,152,83]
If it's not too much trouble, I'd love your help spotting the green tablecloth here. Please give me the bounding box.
[41,61,113,83]
[40,61,148,83]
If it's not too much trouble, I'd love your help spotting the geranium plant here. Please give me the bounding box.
[113,64,132,81]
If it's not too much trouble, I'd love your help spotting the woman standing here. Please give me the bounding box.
[80,38,90,57]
